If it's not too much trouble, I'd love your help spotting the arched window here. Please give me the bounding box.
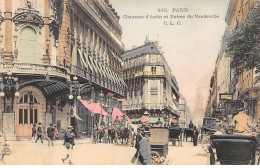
[19,27,37,64]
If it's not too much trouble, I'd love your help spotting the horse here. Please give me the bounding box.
[120,126,131,145]
[108,127,117,144]
[97,127,105,143]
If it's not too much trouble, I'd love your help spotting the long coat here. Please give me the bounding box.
[64,131,74,149]
[138,138,151,165]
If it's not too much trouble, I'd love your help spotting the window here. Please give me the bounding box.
[24,109,28,124]
[151,67,156,74]
[19,109,23,124]
[19,27,37,64]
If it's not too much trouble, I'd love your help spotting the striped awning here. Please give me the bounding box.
[83,52,93,71]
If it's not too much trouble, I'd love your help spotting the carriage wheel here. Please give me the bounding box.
[151,151,161,165]
[201,136,211,153]
[209,147,215,165]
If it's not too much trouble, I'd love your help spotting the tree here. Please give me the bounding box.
[226,13,260,75]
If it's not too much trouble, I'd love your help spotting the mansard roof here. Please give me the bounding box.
[122,43,161,61]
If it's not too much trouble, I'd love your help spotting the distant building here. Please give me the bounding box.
[178,95,191,127]
[122,41,180,124]
[192,88,204,127]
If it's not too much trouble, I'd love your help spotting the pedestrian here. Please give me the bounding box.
[35,123,43,143]
[189,120,194,129]
[32,123,37,143]
[54,125,59,140]
[193,126,199,146]
[231,108,252,133]
[93,126,97,144]
[156,118,163,126]
[62,126,75,165]
[0,132,6,161]
[47,123,55,146]
[171,116,178,127]
[100,119,105,128]
[137,131,151,165]
[131,128,144,164]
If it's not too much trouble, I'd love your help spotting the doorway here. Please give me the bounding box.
[16,93,39,137]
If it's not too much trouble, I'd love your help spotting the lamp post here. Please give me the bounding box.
[99,90,104,126]
[0,71,20,112]
[68,76,82,126]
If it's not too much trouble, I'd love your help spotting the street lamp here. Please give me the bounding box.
[0,71,20,112]
[68,75,82,126]
[99,90,104,126]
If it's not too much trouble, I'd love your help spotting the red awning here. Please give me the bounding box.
[80,100,109,116]
[112,107,132,124]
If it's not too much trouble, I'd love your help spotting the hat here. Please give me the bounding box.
[144,111,149,115]
[237,108,244,112]
[68,126,73,129]
[143,131,151,136]
[173,116,177,119]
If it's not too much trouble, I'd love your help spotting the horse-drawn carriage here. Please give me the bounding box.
[169,127,182,146]
[183,128,193,141]
[149,126,169,165]
[207,134,260,165]
[106,124,134,146]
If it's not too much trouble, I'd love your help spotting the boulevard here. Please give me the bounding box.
[2,139,208,165]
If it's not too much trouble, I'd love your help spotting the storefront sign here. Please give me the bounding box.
[219,93,233,101]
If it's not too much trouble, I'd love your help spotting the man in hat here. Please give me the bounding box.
[47,123,55,146]
[35,123,43,143]
[100,119,106,128]
[232,109,252,133]
[156,118,163,126]
[131,128,144,163]
[189,120,194,129]
[114,115,120,125]
[121,114,128,126]
[62,126,75,165]
[171,116,178,127]
[141,111,150,126]
[137,131,151,165]
[32,123,37,143]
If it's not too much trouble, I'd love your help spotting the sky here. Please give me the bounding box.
[110,0,230,113]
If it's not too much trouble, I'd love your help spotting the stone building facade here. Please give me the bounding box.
[178,95,191,127]
[0,0,125,139]
[206,0,260,124]
[122,41,180,124]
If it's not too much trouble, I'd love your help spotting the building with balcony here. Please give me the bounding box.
[205,0,260,124]
[122,41,180,124]
[0,0,125,140]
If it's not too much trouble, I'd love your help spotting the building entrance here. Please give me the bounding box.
[16,93,39,137]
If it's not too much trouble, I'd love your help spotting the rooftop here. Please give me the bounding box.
[122,42,162,61]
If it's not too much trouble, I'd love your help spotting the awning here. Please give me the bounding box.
[112,107,132,124]
[97,61,106,77]
[78,49,88,70]
[93,58,102,75]
[106,67,115,83]
[119,75,126,86]
[89,56,98,73]
[80,99,109,115]
[83,52,93,71]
